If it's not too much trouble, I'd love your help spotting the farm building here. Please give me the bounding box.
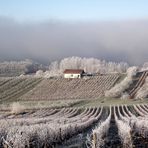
[63,69,84,78]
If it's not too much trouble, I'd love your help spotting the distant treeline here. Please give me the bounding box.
[0,59,45,77]
[0,57,148,77]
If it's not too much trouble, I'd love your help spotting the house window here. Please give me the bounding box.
[71,74,73,77]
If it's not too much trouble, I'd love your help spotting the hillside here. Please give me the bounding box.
[0,77,42,103]
[0,70,147,103]
[124,70,148,98]
[20,74,120,101]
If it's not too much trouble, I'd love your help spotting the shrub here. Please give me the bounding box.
[11,102,25,114]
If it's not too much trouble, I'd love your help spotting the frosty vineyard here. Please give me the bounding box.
[0,62,148,147]
[0,0,148,145]
[0,105,148,147]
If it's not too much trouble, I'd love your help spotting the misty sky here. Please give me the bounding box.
[0,0,148,65]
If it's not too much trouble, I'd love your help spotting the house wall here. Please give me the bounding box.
[64,73,81,78]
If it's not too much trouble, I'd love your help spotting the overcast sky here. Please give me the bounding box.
[0,0,148,65]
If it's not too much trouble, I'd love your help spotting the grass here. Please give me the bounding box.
[71,97,148,107]
[0,97,147,111]
[0,99,87,111]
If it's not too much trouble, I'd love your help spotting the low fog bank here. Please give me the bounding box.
[0,17,148,65]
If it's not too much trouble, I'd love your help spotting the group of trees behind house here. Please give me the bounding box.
[36,57,129,78]
[49,57,129,74]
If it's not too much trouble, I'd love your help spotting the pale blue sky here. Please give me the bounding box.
[0,0,148,22]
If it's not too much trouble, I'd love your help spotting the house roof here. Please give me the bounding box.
[63,69,84,74]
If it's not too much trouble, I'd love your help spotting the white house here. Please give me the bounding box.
[63,69,84,78]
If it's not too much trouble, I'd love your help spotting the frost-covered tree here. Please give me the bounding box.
[0,59,45,77]
[141,62,148,71]
[38,57,129,78]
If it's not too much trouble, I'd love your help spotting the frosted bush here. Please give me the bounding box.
[126,66,137,77]
[105,66,138,98]
[44,70,62,78]
[35,70,44,77]
[11,102,25,114]
[121,93,130,100]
